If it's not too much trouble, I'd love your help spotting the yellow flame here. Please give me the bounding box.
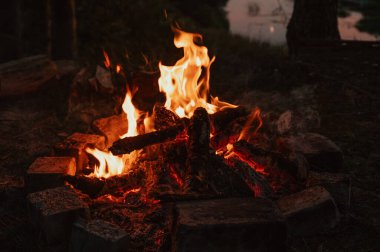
[120,90,140,138]
[158,29,236,118]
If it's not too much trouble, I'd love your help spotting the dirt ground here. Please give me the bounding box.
[0,41,379,251]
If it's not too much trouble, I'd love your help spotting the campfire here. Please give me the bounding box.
[25,29,345,251]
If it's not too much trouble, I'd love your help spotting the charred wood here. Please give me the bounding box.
[210,106,248,133]
[109,121,186,155]
[153,106,181,130]
[185,107,211,192]
[227,158,273,198]
[64,170,144,198]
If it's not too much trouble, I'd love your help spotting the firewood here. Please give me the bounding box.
[109,121,186,155]
[153,106,180,130]
[64,170,145,198]
[233,139,268,157]
[64,174,105,198]
[210,106,248,133]
[228,158,273,198]
[185,107,210,192]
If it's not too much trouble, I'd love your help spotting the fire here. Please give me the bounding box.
[238,108,262,142]
[120,89,141,138]
[86,88,144,178]
[158,29,236,118]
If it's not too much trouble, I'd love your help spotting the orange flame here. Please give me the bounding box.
[120,89,141,138]
[103,50,111,69]
[86,89,146,178]
[158,29,236,118]
[238,108,262,142]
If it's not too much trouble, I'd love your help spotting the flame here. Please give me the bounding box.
[86,89,146,178]
[116,64,121,74]
[238,108,262,142]
[86,148,124,178]
[120,89,141,138]
[158,29,236,118]
[103,50,111,69]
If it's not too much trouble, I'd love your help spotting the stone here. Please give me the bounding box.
[27,186,89,246]
[26,157,76,192]
[276,109,320,135]
[277,133,343,172]
[55,133,106,171]
[276,186,339,236]
[92,114,128,147]
[174,198,287,252]
[70,219,129,252]
[307,171,350,213]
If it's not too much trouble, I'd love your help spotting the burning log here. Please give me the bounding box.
[185,107,211,192]
[210,106,248,134]
[228,158,273,198]
[233,139,268,157]
[153,106,181,130]
[109,121,186,155]
[64,170,144,198]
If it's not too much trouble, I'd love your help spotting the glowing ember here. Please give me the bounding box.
[158,29,236,118]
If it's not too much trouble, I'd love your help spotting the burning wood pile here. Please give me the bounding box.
[25,29,347,251]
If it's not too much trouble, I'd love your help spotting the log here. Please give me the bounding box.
[109,122,186,155]
[210,106,248,134]
[0,55,57,97]
[64,170,145,198]
[227,158,273,198]
[185,107,211,192]
[153,106,180,130]
[233,139,268,157]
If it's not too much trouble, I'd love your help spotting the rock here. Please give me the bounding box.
[307,171,350,213]
[70,219,129,252]
[92,114,128,147]
[54,133,105,171]
[26,157,76,192]
[277,186,339,236]
[27,186,89,246]
[277,133,343,172]
[276,109,320,135]
[174,198,287,252]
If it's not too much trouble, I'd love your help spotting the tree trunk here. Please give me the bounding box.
[286,0,340,57]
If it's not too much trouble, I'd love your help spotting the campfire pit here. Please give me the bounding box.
[25,29,346,251]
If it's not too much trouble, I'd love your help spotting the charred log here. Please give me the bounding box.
[185,107,211,192]
[109,121,186,155]
[153,106,181,130]
[233,139,268,157]
[227,157,273,198]
[64,170,144,198]
[210,106,248,134]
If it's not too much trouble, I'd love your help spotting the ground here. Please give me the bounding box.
[0,30,379,251]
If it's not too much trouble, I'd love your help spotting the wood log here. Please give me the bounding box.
[227,158,273,198]
[64,169,145,198]
[153,106,180,130]
[109,121,186,155]
[185,107,211,192]
[210,106,248,134]
[0,55,57,97]
[233,139,268,157]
